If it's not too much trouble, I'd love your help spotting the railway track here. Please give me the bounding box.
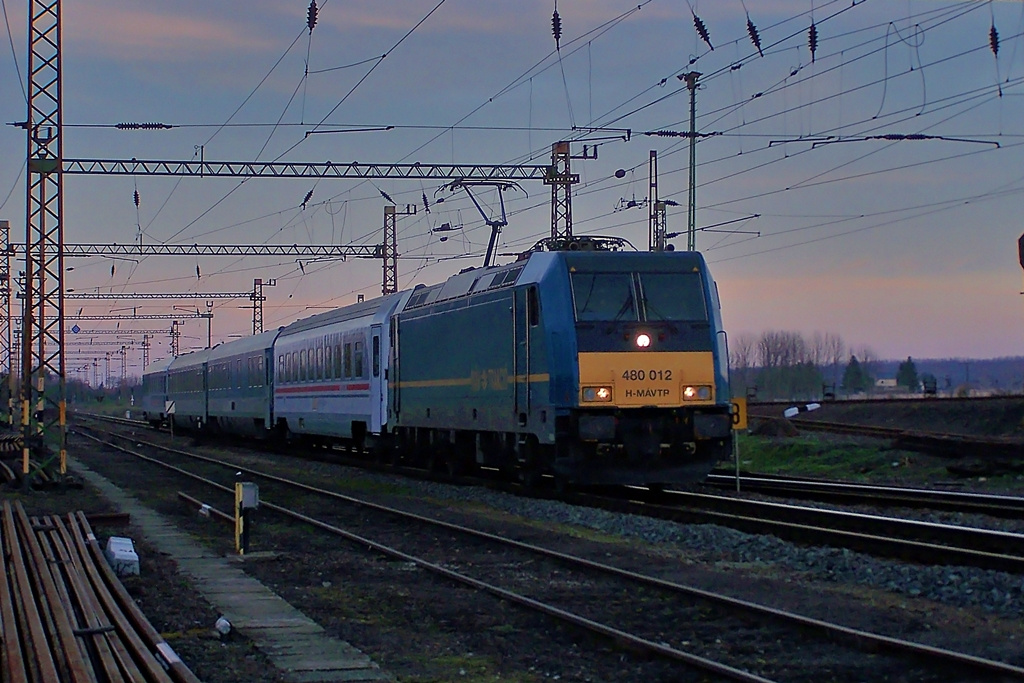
[574,486,1024,574]
[705,471,1024,518]
[77,412,1024,572]
[72,419,1024,682]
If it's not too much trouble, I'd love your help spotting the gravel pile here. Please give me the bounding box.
[382,476,1024,619]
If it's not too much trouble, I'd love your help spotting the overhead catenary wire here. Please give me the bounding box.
[51,1,1024,338]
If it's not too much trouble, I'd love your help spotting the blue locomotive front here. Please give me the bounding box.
[390,245,733,486]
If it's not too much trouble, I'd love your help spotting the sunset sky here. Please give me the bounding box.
[1,1,1023,369]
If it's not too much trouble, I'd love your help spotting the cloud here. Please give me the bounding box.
[65,2,275,62]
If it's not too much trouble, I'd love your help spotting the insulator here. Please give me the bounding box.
[552,9,562,48]
[302,189,314,208]
[990,24,999,57]
[747,16,763,57]
[808,22,818,62]
[422,192,430,213]
[116,122,172,130]
[380,189,394,204]
[196,265,201,280]
[693,14,713,51]
[133,190,140,207]
[307,0,318,34]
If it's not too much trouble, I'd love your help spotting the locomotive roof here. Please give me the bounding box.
[559,249,707,272]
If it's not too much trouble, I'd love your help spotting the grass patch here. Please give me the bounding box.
[403,653,539,683]
[730,434,938,482]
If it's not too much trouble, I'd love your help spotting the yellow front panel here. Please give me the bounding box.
[578,351,716,407]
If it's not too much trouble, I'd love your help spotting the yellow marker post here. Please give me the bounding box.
[730,398,748,492]
[234,482,259,555]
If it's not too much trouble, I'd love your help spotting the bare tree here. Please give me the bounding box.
[854,344,879,387]
[730,333,757,395]
[824,332,846,386]
[808,331,827,368]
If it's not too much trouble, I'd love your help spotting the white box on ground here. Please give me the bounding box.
[104,536,140,577]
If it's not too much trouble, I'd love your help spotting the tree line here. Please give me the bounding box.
[729,330,925,401]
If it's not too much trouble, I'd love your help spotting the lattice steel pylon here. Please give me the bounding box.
[382,205,415,295]
[546,142,574,240]
[251,278,276,334]
[1,220,13,427]
[22,0,67,479]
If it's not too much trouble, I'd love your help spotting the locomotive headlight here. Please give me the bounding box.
[635,333,651,348]
[582,386,613,402]
[682,385,713,401]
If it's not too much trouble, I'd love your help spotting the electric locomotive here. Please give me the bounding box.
[140,237,733,488]
[389,237,733,486]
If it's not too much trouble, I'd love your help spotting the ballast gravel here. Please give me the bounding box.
[389,476,1023,619]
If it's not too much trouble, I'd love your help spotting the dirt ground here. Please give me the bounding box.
[760,396,1024,437]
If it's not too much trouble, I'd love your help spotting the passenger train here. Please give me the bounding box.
[141,239,734,487]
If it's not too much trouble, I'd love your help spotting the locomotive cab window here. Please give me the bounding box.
[638,272,708,321]
[571,271,708,323]
[571,272,636,321]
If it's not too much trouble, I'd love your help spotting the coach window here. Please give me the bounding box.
[354,341,364,378]
[334,341,342,378]
[342,342,352,378]
[299,349,307,382]
[325,345,333,379]
[372,336,380,377]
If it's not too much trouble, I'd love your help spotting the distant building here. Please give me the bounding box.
[875,378,898,391]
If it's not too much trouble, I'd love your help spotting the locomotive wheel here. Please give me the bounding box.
[444,451,466,479]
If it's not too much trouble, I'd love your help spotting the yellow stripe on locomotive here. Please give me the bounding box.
[577,351,717,408]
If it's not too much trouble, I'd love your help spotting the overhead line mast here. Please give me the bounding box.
[22,0,66,482]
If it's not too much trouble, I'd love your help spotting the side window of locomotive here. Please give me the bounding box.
[354,341,365,378]
[528,286,540,327]
[571,272,636,321]
[638,272,707,321]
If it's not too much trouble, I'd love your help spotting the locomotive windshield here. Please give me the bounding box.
[571,271,707,322]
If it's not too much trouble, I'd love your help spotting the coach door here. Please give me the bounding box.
[370,325,385,433]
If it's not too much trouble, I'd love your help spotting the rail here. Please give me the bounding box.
[0,500,201,683]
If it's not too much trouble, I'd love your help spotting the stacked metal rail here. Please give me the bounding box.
[0,501,200,683]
